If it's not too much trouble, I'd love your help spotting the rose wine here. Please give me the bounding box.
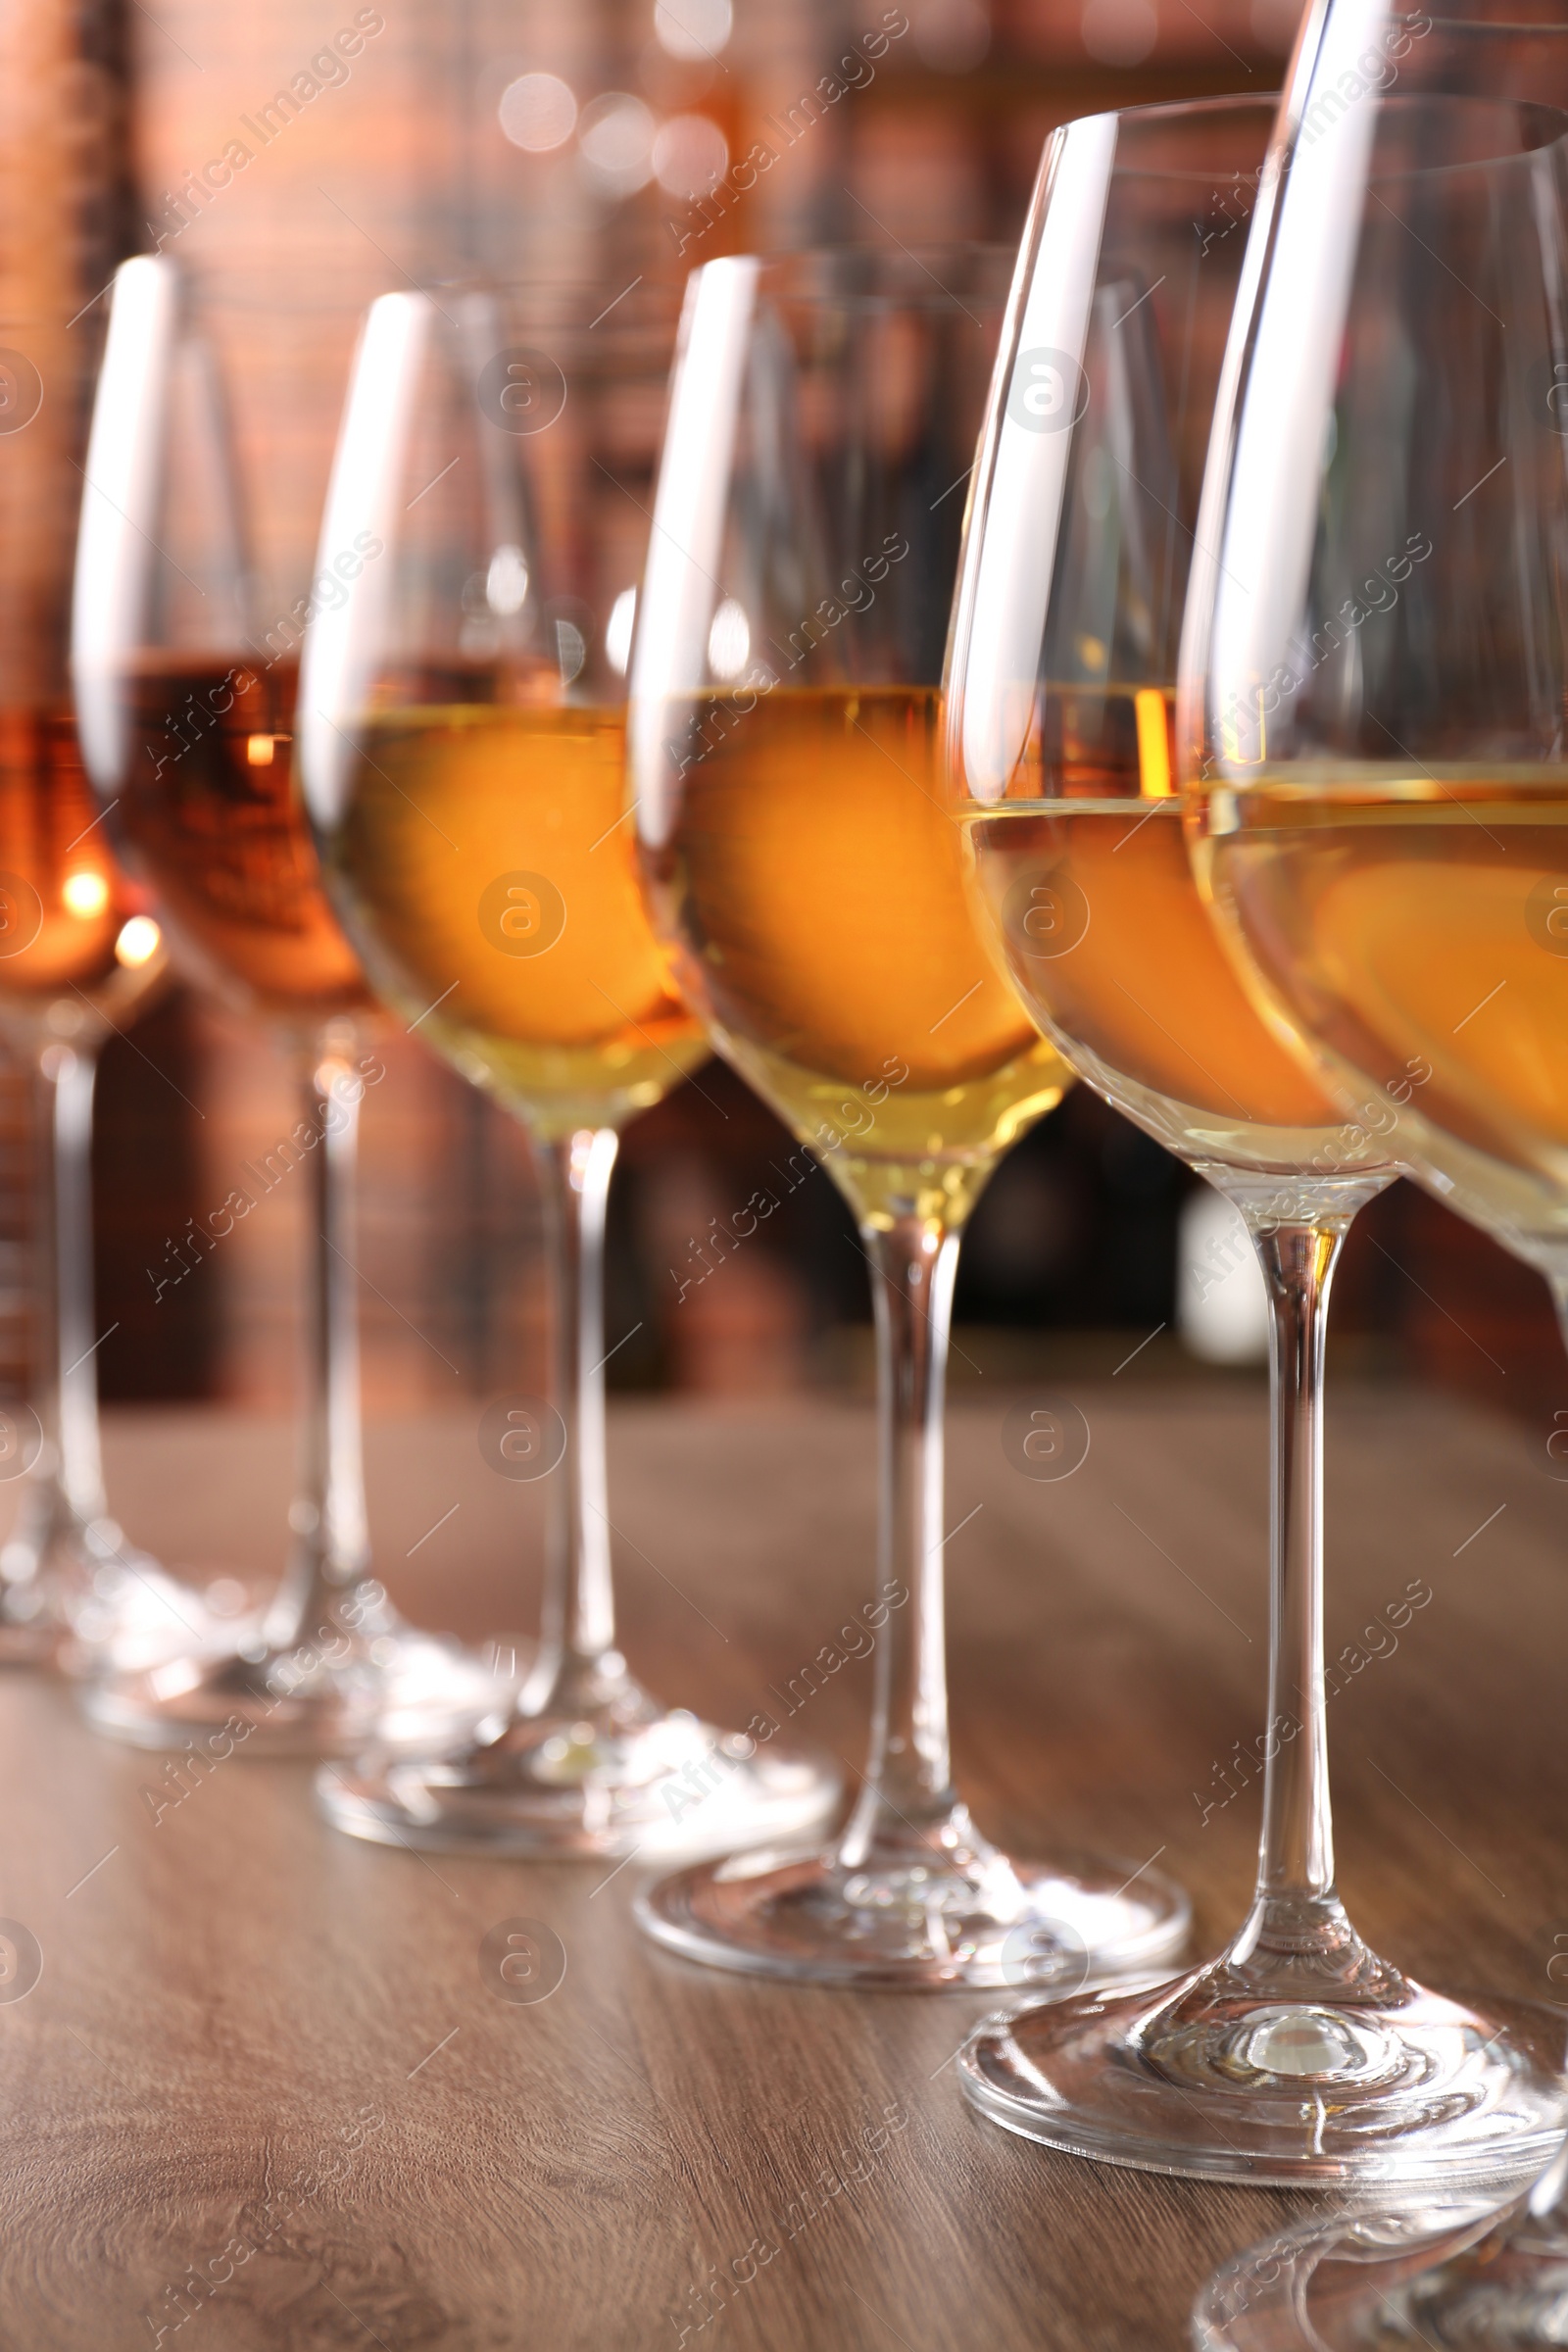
[116,658,366,1026]
[0,705,166,1036]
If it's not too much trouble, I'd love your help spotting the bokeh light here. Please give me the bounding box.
[653,0,733,62]
[578,93,657,195]
[1080,0,1158,65]
[707,598,750,680]
[62,870,110,918]
[499,72,579,153]
[114,915,161,968]
[652,114,728,198]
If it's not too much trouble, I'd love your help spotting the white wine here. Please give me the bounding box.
[644,684,1070,1226]
[961,690,1371,1178]
[1196,765,1568,1241]
[331,702,708,1138]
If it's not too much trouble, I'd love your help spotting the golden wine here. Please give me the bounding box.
[1197,769,1568,1234]
[643,684,1069,1226]
[117,659,367,1025]
[962,689,1367,1175]
[0,706,167,1036]
[328,704,708,1138]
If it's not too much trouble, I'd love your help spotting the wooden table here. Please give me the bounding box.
[1,1383,1563,2351]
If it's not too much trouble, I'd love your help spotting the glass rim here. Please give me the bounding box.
[1417,1,1568,24]
[1091,92,1282,185]
[1076,92,1568,193]
[1420,16,1568,30]
[1294,89,1568,185]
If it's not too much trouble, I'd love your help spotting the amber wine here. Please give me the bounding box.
[1197,769,1568,1233]
[643,684,1070,1226]
[329,704,707,1137]
[0,705,166,1035]
[119,659,366,1024]
[961,689,1368,1175]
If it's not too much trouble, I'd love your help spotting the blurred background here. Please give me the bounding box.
[3,0,1562,1428]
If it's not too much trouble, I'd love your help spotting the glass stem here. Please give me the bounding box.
[1253,1215,1339,1910]
[836,1213,966,1871]
[40,1039,108,1529]
[518,1126,621,1717]
[1216,1173,1387,1984]
[1537,1281,1568,2224]
[263,1030,376,1652]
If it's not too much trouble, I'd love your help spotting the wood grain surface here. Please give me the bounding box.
[0,1382,1563,2351]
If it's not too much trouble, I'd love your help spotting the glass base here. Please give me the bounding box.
[1192,2191,1568,2348]
[0,1493,212,1675]
[318,1690,841,1860]
[961,1966,1568,2188]
[636,1831,1192,1991]
[80,1626,502,1759]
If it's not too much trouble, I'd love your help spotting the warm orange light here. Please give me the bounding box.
[114,915,161,968]
[63,870,111,918]
[247,734,275,766]
[1136,688,1174,799]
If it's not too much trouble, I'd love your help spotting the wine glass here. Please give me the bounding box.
[1179,52,1568,2343]
[70,256,495,1754]
[948,93,1568,2182]
[298,280,840,1858]
[0,309,205,1671]
[624,246,1191,1989]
